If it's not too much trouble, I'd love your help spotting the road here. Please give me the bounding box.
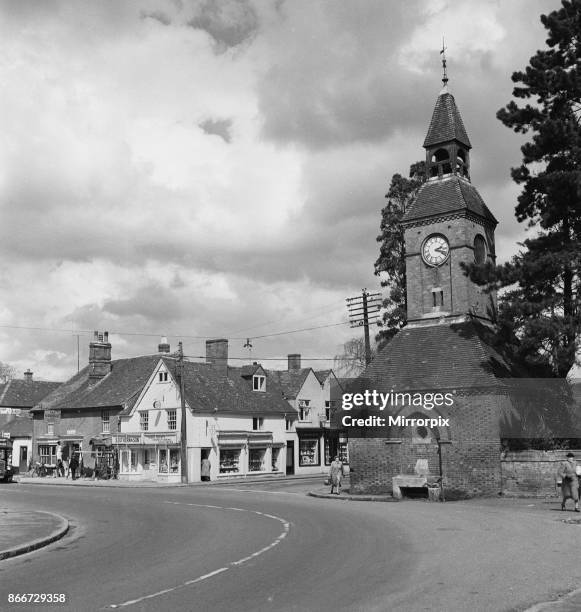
[0,480,580,612]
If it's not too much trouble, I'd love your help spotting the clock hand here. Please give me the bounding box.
[435,246,448,254]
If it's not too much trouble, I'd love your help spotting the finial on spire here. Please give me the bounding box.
[440,37,448,87]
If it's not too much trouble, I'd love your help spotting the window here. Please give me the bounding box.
[285,419,293,432]
[167,410,177,431]
[272,448,280,472]
[39,444,56,465]
[102,410,110,433]
[143,449,150,467]
[432,288,444,308]
[159,448,179,474]
[121,449,138,473]
[47,423,54,436]
[219,448,241,473]
[159,371,168,382]
[474,235,487,264]
[325,401,331,421]
[249,448,266,472]
[139,411,149,431]
[252,417,264,431]
[298,400,311,421]
[253,375,266,391]
[324,435,349,465]
[299,436,319,466]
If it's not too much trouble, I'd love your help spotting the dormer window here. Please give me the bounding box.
[159,371,168,382]
[253,375,266,392]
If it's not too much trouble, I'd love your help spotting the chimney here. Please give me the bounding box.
[158,336,171,354]
[288,354,301,371]
[206,339,228,376]
[89,330,112,384]
[24,369,33,383]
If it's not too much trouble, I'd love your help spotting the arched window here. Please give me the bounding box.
[474,234,487,264]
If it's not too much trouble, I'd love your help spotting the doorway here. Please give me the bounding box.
[19,446,28,473]
[286,441,295,475]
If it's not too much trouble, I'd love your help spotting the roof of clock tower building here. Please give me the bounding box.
[402,176,497,225]
[423,87,471,148]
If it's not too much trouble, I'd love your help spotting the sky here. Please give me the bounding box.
[0,0,564,381]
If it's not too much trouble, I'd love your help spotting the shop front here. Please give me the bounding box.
[112,433,181,482]
[216,431,284,479]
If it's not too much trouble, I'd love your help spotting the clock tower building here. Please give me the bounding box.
[346,81,521,498]
[402,84,497,323]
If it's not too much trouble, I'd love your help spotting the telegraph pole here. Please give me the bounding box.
[346,289,382,365]
[177,341,188,484]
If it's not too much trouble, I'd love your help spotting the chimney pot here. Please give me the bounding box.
[24,369,33,383]
[158,336,171,354]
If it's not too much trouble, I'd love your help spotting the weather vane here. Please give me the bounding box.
[440,37,448,86]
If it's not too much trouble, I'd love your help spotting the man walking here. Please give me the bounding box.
[558,452,580,512]
[329,456,345,495]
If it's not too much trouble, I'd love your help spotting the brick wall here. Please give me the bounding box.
[349,391,503,497]
[501,449,581,497]
[405,217,496,321]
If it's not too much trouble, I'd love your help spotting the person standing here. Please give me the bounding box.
[69,451,79,481]
[55,442,63,477]
[62,444,70,479]
[558,452,580,512]
[329,456,345,495]
[201,457,211,482]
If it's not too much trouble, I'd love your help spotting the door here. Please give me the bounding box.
[286,441,295,475]
[19,446,28,473]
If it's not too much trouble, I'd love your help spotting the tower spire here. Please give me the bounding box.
[440,37,448,87]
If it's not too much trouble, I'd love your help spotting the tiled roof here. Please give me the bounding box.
[423,90,471,148]
[269,369,312,400]
[32,355,163,412]
[0,379,62,408]
[178,362,291,415]
[0,414,33,437]
[401,176,497,225]
[314,370,331,385]
[33,355,291,416]
[355,319,522,393]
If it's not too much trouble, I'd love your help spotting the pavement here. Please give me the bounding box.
[0,507,69,560]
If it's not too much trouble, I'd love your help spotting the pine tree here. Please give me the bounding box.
[465,0,581,378]
[374,161,425,348]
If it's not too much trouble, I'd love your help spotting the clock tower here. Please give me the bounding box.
[401,84,497,323]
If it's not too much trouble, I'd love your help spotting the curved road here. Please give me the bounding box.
[0,482,579,612]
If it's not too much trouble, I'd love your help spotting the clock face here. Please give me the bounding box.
[422,234,450,266]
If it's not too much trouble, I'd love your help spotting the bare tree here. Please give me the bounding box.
[0,362,15,384]
[333,337,376,378]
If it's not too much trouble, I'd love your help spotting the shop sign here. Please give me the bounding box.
[143,434,178,444]
[1,432,10,439]
[112,434,142,445]
[45,409,61,420]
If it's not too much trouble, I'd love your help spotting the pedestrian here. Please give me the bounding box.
[85,444,97,481]
[69,451,79,481]
[558,452,580,512]
[55,442,63,478]
[329,455,345,495]
[62,444,70,479]
[201,457,211,482]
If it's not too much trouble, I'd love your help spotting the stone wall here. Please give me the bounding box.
[500,449,581,497]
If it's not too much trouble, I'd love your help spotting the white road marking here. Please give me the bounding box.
[214,487,302,495]
[106,501,290,609]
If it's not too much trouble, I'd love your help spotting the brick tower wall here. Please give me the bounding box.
[349,391,503,497]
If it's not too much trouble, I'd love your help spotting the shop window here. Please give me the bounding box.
[139,411,149,431]
[324,435,348,465]
[102,410,110,433]
[299,437,320,466]
[253,375,266,391]
[39,444,56,465]
[169,449,179,473]
[249,448,266,472]
[219,448,241,473]
[252,417,264,431]
[120,450,138,473]
[272,448,280,471]
[167,410,177,431]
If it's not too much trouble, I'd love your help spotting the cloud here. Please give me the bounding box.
[198,118,233,143]
[188,0,259,53]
